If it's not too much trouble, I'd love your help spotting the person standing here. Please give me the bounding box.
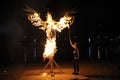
[67,17,80,75]
[72,42,80,75]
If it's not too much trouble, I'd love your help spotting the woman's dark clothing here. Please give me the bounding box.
[72,48,79,75]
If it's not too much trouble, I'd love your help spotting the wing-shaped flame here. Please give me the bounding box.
[25,6,74,60]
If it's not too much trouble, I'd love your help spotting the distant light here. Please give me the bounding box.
[118,36,120,38]
[34,38,36,43]
[4,70,6,73]
[88,38,91,42]
[97,36,100,38]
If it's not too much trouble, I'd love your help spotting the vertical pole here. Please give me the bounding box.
[88,38,91,59]
[24,51,27,63]
[34,48,36,61]
[98,46,100,60]
[106,46,108,59]
[89,46,91,59]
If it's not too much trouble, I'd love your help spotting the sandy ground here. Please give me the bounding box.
[0,60,120,80]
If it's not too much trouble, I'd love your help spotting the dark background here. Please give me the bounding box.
[0,0,119,65]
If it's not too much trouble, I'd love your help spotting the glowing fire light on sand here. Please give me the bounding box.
[24,6,74,60]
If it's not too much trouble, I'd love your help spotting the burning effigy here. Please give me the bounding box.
[24,5,74,60]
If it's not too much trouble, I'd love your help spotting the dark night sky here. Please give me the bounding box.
[0,0,116,35]
[0,0,116,38]
[0,0,118,63]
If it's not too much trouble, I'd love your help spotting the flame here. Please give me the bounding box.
[26,9,74,60]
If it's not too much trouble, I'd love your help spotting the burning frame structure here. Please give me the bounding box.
[24,5,75,76]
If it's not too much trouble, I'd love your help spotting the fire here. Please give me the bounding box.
[25,7,74,60]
